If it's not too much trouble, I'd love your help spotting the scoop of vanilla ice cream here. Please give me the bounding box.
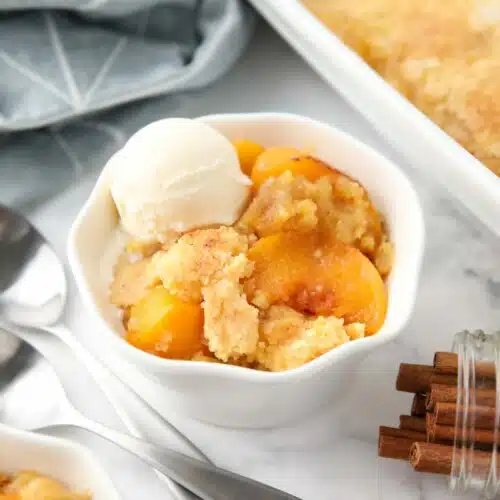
[107,118,251,241]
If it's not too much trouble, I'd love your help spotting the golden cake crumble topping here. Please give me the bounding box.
[110,142,394,371]
[202,279,259,361]
[152,226,253,302]
[301,0,500,176]
[110,256,159,308]
[255,305,365,372]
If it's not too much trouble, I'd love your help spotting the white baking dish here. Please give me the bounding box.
[249,0,500,236]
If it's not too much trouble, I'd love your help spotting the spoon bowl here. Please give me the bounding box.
[0,204,66,327]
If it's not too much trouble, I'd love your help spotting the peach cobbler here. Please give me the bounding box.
[301,0,500,176]
[108,124,393,372]
[0,470,90,499]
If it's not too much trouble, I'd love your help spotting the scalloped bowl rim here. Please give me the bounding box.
[68,112,425,384]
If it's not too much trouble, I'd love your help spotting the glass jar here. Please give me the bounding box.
[450,330,500,498]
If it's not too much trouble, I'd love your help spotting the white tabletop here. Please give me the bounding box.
[23,20,500,500]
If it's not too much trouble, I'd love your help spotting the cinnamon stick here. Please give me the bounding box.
[410,442,454,475]
[411,393,427,417]
[396,364,433,393]
[378,435,417,460]
[399,415,427,433]
[434,352,496,380]
[427,422,453,443]
[434,402,496,429]
[396,363,456,393]
[426,411,436,439]
[380,351,500,477]
[430,423,500,446]
[378,426,427,460]
[426,384,458,411]
[379,426,427,441]
[426,384,496,412]
[410,442,499,476]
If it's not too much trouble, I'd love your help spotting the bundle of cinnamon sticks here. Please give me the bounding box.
[378,351,498,475]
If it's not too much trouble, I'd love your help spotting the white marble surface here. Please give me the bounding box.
[12,20,500,500]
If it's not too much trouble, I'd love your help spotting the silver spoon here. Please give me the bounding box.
[0,204,300,499]
[0,332,300,500]
[0,328,200,500]
[0,201,210,492]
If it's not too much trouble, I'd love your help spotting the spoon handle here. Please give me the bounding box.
[63,417,301,500]
[44,323,209,462]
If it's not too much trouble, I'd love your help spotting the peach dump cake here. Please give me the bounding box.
[301,0,500,176]
[0,470,90,499]
[107,118,393,372]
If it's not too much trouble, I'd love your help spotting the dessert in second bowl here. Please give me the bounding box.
[0,470,90,499]
[108,117,394,372]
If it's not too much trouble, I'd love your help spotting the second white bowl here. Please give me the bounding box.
[0,424,120,499]
[68,113,424,428]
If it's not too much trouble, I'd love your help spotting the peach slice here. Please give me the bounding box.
[126,286,204,359]
[232,139,265,177]
[251,147,336,189]
[245,232,387,335]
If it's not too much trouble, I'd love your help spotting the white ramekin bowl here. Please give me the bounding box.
[68,113,425,428]
[0,424,121,499]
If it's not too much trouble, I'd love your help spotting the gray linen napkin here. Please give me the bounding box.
[0,0,254,211]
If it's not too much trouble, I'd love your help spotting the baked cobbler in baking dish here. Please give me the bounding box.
[302,0,500,176]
